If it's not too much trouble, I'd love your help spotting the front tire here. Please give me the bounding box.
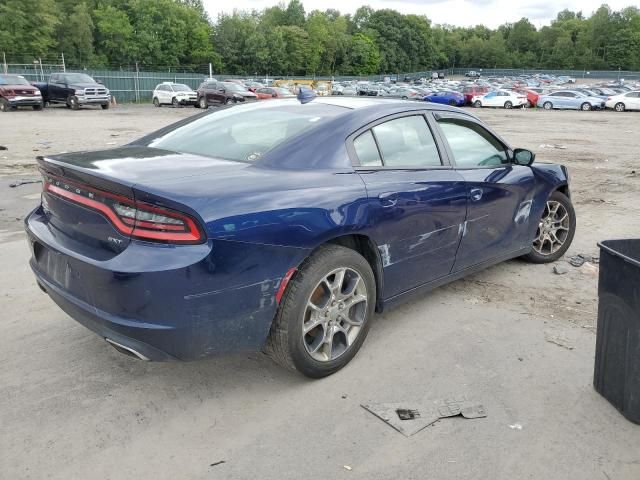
[522,190,576,264]
[543,101,553,110]
[474,100,482,108]
[101,102,109,110]
[198,97,207,109]
[171,97,179,107]
[32,102,43,111]
[68,95,79,110]
[265,245,376,378]
[614,102,625,112]
[153,97,160,107]
[0,98,9,112]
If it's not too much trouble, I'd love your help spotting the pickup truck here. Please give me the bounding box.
[34,72,111,110]
[465,71,482,78]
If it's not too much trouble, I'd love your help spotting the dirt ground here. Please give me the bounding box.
[1,103,639,479]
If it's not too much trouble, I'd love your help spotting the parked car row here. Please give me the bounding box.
[1,72,110,112]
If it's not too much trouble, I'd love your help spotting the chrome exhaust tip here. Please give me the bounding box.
[105,338,150,361]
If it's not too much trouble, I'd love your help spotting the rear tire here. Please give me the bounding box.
[543,101,553,110]
[265,244,376,378]
[448,99,457,106]
[504,101,513,109]
[225,98,233,105]
[153,97,160,107]
[522,190,576,264]
[614,102,625,112]
[581,102,591,111]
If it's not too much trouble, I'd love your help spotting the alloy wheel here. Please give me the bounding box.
[532,200,570,256]
[302,267,368,362]
[615,103,625,112]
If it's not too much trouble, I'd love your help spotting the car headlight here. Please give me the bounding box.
[33,90,41,96]
[75,89,84,95]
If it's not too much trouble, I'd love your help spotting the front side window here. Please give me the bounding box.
[371,116,441,167]
[437,118,508,168]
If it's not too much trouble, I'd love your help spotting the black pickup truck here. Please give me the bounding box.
[34,72,111,110]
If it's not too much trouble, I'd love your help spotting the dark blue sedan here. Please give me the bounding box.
[26,97,575,377]
[424,90,466,106]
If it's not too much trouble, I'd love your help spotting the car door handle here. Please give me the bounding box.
[379,192,398,207]
[470,188,483,202]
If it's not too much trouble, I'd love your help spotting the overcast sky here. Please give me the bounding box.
[202,0,637,28]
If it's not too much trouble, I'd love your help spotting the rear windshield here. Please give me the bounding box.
[147,102,346,162]
[0,75,30,85]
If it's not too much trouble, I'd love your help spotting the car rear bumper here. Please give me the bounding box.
[25,206,299,361]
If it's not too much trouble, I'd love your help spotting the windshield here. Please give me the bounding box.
[222,82,246,92]
[63,73,96,83]
[0,75,31,86]
[148,103,346,163]
[172,84,192,92]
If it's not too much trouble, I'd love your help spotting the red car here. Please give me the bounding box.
[462,85,489,105]
[0,74,44,111]
[254,87,295,100]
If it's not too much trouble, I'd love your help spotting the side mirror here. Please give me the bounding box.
[220,89,225,93]
[513,148,535,166]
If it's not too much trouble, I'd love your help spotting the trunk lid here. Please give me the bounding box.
[37,146,246,256]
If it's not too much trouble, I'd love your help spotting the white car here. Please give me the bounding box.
[152,82,197,107]
[605,91,640,112]
[472,89,528,109]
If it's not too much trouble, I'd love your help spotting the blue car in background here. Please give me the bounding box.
[424,90,466,106]
[26,97,575,377]
[537,90,606,110]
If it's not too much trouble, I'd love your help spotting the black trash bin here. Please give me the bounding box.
[594,239,640,424]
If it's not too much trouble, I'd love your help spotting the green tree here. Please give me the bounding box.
[59,2,95,66]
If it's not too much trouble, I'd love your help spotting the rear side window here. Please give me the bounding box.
[372,116,441,167]
[353,131,382,167]
[437,118,508,168]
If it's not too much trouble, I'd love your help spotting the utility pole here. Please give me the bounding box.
[2,52,7,74]
[209,62,213,79]
[61,52,66,72]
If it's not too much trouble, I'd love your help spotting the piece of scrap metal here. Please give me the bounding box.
[361,395,487,437]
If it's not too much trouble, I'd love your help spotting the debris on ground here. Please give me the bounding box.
[544,332,575,350]
[580,262,599,277]
[553,264,569,275]
[209,461,225,467]
[539,143,567,150]
[9,179,42,188]
[110,133,120,137]
[568,254,599,267]
[509,423,523,430]
[0,145,7,150]
[362,395,487,437]
[343,465,352,471]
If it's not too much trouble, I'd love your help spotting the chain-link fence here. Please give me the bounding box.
[3,54,639,103]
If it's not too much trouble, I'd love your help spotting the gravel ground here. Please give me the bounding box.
[1,103,639,479]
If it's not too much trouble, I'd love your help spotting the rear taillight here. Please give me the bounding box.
[43,173,204,244]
